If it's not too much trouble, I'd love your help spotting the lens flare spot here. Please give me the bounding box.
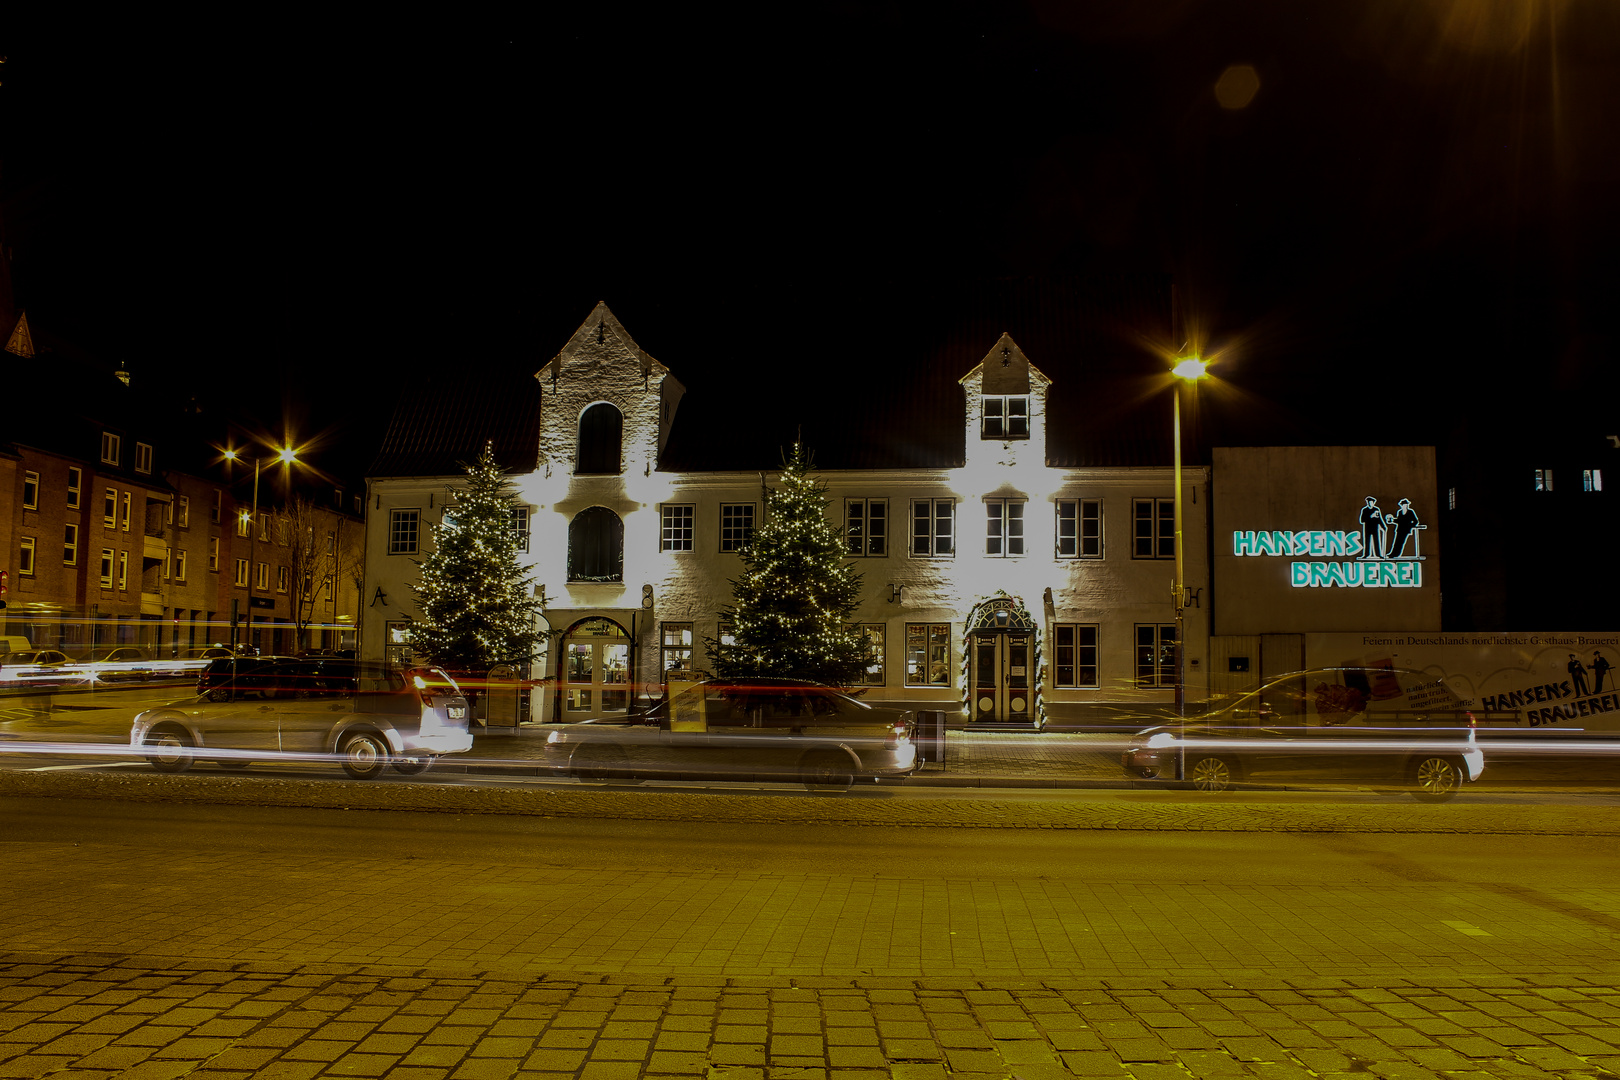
[1215,64,1260,109]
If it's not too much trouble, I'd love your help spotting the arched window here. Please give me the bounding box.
[576,402,623,475]
[568,507,624,582]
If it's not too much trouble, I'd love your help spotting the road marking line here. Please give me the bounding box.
[1441,920,1492,937]
[24,762,144,772]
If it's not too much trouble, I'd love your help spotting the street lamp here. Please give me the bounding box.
[224,446,299,653]
[1171,357,1208,780]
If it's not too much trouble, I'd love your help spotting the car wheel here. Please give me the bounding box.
[800,750,856,793]
[204,688,229,702]
[392,755,433,776]
[215,759,251,770]
[574,743,642,785]
[146,729,194,774]
[1188,754,1239,793]
[1410,755,1463,803]
[339,731,390,780]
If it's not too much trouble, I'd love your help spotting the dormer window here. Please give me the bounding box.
[982,396,1029,439]
[577,402,623,474]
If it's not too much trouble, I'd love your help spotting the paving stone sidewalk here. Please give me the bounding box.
[4,956,1620,1080]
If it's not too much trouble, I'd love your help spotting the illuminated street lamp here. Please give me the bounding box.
[224,445,299,652]
[1171,357,1208,779]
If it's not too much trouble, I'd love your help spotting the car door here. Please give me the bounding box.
[273,661,352,754]
[193,665,284,752]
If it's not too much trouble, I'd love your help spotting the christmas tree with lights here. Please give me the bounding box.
[707,445,871,685]
[409,442,543,676]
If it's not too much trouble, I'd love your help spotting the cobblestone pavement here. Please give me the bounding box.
[3,956,1620,1080]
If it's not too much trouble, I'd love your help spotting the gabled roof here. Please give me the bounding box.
[368,370,541,478]
[4,311,35,358]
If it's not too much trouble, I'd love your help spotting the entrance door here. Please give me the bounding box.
[972,631,1032,722]
[561,618,632,720]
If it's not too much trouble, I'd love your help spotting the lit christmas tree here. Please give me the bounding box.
[707,445,871,685]
[409,442,543,676]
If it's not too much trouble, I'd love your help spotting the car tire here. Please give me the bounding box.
[146,729,194,774]
[339,731,390,781]
[392,755,433,776]
[215,759,251,770]
[800,750,856,793]
[204,688,230,702]
[1409,755,1464,803]
[1188,754,1240,793]
[574,743,642,785]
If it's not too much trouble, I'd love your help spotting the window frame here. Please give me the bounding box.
[853,623,886,686]
[1132,498,1175,560]
[121,491,132,533]
[19,536,36,576]
[134,442,153,474]
[661,503,695,553]
[22,470,39,510]
[1052,623,1099,688]
[388,508,420,555]
[256,562,270,591]
[1534,468,1554,492]
[981,395,1030,440]
[212,490,222,524]
[118,550,128,591]
[104,488,118,529]
[910,498,955,558]
[100,432,121,466]
[177,495,189,527]
[276,564,289,593]
[64,523,79,566]
[985,498,1026,557]
[66,467,82,509]
[904,622,953,687]
[175,549,187,583]
[100,549,116,589]
[510,506,531,553]
[233,558,249,588]
[660,622,694,679]
[1135,623,1178,689]
[845,498,888,557]
[719,503,755,553]
[208,537,220,573]
[1584,469,1603,493]
[1056,498,1102,559]
[163,544,171,581]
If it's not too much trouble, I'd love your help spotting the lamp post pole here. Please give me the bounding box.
[246,457,260,653]
[1169,358,1207,782]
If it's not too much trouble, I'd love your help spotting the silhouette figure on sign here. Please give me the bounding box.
[1387,498,1422,559]
[1592,651,1612,695]
[1569,653,1591,697]
[1358,497,1384,559]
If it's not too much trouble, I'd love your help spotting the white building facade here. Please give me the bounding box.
[363,302,1210,729]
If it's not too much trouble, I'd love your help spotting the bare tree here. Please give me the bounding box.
[283,497,338,652]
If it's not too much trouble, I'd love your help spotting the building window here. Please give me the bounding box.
[233,558,249,587]
[259,514,270,542]
[121,492,132,532]
[661,504,695,552]
[985,499,1025,556]
[718,617,736,648]
[1132,498,1174,559]
[236,508,251,537]
[1135,624,1177,688]
[208,537,219,572]
[905,623,952,686]
[19,537,36,576]
[982,395,1029,439]
[64,523,79,566]
[163,545,171,580]
[100,549,115,589]
[1053,624,1099,688]
[720,504,755,552]
[212,490,222,523]
[661,623,694,678]
[66,467,82,509]
[104,489,117,528]
[22,471,39,510]
[388,509,420,554]
[568,506,624,582]
[576,402,624,475]
[1447,487,1457,510]
[845,498,887,556]
[177,496,189,527]
[276,565,289,593]
[166,497,174,525]
[1584,469,1603,493]
[323,575,334,608]
[100,432,121,465]
[118,550,128,591]
[256,562,270,591]
[511,506,531,553]
[853,623,885,685]
[911,499,955,557]
[175,550,187,583]
[134,442,153,474]
[1056,499,1102,559]
[326,530,336,555]
[1534,469,1554,492]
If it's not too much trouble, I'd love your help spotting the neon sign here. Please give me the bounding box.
[1233,496,1426,589]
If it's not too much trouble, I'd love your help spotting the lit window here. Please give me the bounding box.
[1054,624,1099,688]
[510,506,531,553]
[19,536,36,576]
[177,496,189,527]
[276,565,289,593]
[100,549,115,589]
[661,504,695,552]
[911,499,954,557]
[66,467,81,508]
[260,513,270,542]
[982,395,1029,439]
[234,558,249,587]
[852,623,885,685]
[118,550,128,590]
[1447,487,1457,510]
[175,550,187,582]
[985,499,1025,556]
[1534,469,1554,492]
[845,498,887,556]
[1056,499,1102,559]
[22,471,39,510]
[208,537,220,572]
[256,562,270,591]
[121,492,131,532]
[104,488,117,528]
[720,504,754,553]
[64,523,79,566]
[134,442,153,474]
[904,623,952,686]
[100,432,121,465]
[1584,469,1603,493]
[1136,624,1178,688]
[1133,498,1175,559]
[388,509,420,554]
[661,623,693,678]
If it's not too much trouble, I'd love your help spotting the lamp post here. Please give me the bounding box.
[1170,357,1208,780]
[225,446,298,654]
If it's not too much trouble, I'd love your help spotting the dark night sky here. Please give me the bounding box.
[3,2,1617,480]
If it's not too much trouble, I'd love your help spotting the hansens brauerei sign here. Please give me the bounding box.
[1233,495,1427,588]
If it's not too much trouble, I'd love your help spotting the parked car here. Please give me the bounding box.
[538,677,918,790]
[131,658,473,779]
[0,648,79,686]
[1122,667,1485,801]
[0,648,73,668]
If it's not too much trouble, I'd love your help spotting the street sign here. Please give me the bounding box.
[249,597,275,609]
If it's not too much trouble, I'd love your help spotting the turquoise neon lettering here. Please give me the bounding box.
[1380,562,1399,586]
[1293,530,1311,555]
[1325,562,1347,587]
[1363,562,1385,588]
[1290,562,1310,587]
[1410,562,1422,587]
[1343,561,1362,586]
[1309,531,1326,555]
[1254,532,1274,556]
[1325,532,1345,557]
[1233,531,1255,556]
[1345,532,1364,556]
[1310,562,1332,586]
[1273,531,1292,554]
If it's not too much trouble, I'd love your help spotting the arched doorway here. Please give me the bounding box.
[967,596,1037,723]
[560,617,632,719]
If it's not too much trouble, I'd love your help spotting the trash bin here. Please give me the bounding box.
[914,709,947,769]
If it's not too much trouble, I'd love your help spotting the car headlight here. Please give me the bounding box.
[546,731,562,745]
[1145,732,1177,749]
